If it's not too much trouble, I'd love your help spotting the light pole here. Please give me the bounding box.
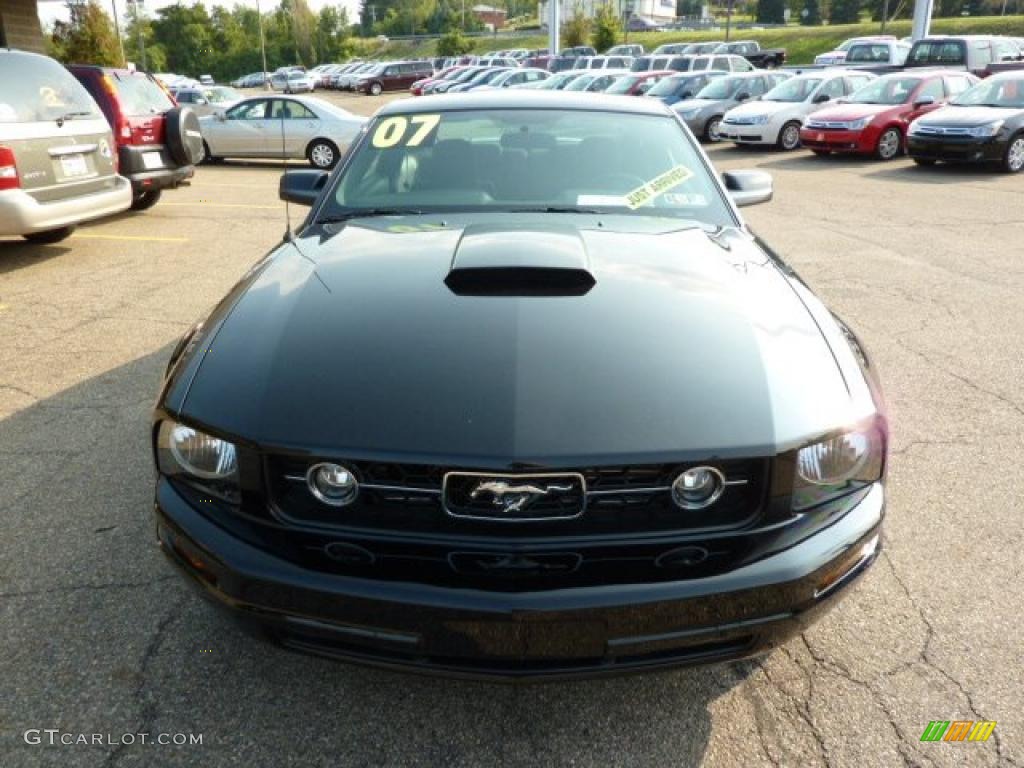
[255,0,270,89]
[110,0,126,67]
[126,0,146,71]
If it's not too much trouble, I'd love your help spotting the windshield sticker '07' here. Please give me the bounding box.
[624,165,694,209]
[371,114,441,148]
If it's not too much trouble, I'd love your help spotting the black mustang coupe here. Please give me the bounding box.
[153,91,887,679]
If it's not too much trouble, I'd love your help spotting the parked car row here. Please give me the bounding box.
[1,49,201,243]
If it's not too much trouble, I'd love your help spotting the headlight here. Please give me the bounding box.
[157,420,238,481]
[967,121,1003,138]
[750,114,770,125]
[306,462,359,507]
[846,117,871,130]
[793,424,885,511]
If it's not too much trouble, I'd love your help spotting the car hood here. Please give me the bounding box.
[810,103,896,121]
[726,100,797,120]
[916,105,1019,127]
[676,98,722,113]
[175,215,856,464]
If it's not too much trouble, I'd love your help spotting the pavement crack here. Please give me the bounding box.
[0,575,176,600]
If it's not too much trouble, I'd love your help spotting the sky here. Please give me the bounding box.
[37,0,362,30]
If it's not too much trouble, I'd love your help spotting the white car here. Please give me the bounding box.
[720,71,876,150]
[271,71,315,93]
[814,36,896,66]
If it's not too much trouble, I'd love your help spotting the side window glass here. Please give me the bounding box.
[918,79,944,102]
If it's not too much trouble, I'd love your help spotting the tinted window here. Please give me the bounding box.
[909,41,965,66]
[330,109,734,226]
[712,57,730,70]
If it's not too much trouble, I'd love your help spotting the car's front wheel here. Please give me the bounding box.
[777,121,801,151]
[307,139,339,170]
[369,82,383,96]
[874,127,902,161]
[1002,134,1024,173]
[23,226,75,244]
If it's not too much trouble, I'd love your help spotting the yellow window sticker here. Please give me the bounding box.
[371,114,442,149]
[624,165,694,210]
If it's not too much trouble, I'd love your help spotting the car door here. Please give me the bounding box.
[269,99,319,157]
[215,99,270,156]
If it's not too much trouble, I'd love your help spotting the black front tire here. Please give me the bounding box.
[1001,134,1024,173]
[130,190,162,211]
[777,121,802,151]
[23,226,75,244]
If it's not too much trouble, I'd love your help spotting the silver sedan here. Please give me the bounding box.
[198,95,366,169]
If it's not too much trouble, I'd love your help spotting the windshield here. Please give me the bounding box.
[207,86,242,103]
[325,109,733,226]
[847,44,892,63]
[849,77,920,105]
[951,76,1024,108]
[0,56,102,123]
[539,72,577,89]
[765,77,822,102]
[605,75,641,94]
[564,75,596,91]
[696,77,743,100]
[647,75,690,97]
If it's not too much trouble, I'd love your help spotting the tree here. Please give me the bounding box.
[151,3,213,76]
[436,30,473,56]
[829,0,862,22]
[50,0,122,67]
[562,6,590,48]
[800,0,822,23]
[591,3,621,53]
[756,0,787,23]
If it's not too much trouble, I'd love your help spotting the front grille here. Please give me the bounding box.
[266,457,768,537]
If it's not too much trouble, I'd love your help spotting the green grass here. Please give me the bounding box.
[374,15,1024,65]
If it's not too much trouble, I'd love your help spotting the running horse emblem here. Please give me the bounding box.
[469,479,574,514]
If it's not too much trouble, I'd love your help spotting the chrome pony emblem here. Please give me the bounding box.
[469,480,574,513]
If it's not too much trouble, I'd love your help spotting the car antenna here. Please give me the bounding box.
[280,97,293,242]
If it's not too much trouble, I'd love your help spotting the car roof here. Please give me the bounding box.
[378,90,673,116]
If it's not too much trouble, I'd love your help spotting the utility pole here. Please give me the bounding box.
[548,0,559,57]
[881,0,889,33]
[127,0,146,71]
[110,0,126,67]
[725,0,733,42]
[911,0,934,41]
[255,0,269,88]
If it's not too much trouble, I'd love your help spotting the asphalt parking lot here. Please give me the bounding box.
[1,89,1022,767]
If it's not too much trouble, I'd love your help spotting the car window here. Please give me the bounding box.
[819,78,846,99]
[227,100,268,120]
[711,57,730,71]
[693,57,710,70]
[109,72,175,116]
[910,41,965,65]
[849,76,918,105]
[844,75,873,93]
[0,55,102,123]
[330,109,734,226]
[951,76,1024,108]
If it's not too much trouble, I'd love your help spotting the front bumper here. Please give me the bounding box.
[0,176,131,236]
[799,127,872,155]
[720,124,775,145]
[155,478,884,680]
[906,135,1004,164]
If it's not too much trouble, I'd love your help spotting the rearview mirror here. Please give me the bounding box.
[813,92,831,103]
[722,170,773,208]
[913,96,935,109]
[279,169,328,206]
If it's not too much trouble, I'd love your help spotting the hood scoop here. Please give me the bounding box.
[445,223,595,297]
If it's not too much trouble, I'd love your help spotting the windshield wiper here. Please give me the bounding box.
[509,206,603,214]
[56,110,93,126]
[318,207,427,223]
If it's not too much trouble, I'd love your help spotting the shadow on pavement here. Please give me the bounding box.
[0,240,72,275]
[0,347,751,766]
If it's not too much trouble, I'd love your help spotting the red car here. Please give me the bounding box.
[800,70,979,160]
[604,70,673,96]
[410,66,465,96]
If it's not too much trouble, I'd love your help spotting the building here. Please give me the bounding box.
[538,0,677,28]
[472,4,508,29]
[0,0,45,52]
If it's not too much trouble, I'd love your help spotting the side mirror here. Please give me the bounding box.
[913,96,935,109]
[215,111,226,121]
[735,91,751,101]
[681,90,693,99]
[813,92,831,103]
[279,169,328,206]
[722,170,773,208]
